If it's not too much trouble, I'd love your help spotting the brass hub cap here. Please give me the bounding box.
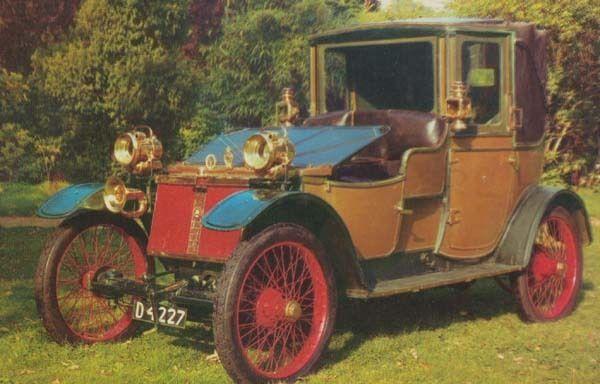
[284,300,302,321]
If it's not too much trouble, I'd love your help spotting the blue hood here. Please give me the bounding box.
[185,125,388,168]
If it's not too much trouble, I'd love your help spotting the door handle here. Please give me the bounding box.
[508,154,520,171]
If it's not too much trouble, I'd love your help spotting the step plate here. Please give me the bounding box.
[346,264,521,299]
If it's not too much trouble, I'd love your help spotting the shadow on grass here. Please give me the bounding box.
[317,279,518,370]
[160,307,215,354]
[155,276,598,369]
[317,276,597,370]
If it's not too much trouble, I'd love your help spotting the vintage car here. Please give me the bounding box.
[35,18,591,383]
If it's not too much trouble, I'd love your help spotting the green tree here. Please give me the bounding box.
[30,0,198,180]
[449,0,600,184]
[197,0,361,128]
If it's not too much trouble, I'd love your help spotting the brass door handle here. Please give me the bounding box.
[508,154,520,171]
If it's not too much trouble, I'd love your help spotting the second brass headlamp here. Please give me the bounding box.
[243,131,295,174]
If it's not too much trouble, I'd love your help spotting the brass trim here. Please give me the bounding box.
[186,190,207,255]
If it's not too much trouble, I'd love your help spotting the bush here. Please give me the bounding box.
[29,0,198,181]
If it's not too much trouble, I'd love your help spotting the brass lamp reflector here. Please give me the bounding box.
[113,126,163,175]
[113,133,137,167]
[103,176,148,218]
[243,132,295,173]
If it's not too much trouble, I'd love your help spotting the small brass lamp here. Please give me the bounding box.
[446,81,473,132]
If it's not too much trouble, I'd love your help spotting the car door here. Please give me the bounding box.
[439,34,520,259]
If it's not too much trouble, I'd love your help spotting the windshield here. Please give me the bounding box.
[323,41,435,113]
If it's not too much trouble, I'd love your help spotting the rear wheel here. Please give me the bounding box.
[213,224,337,383]
[35,212,150,344]
[513,206,583,322]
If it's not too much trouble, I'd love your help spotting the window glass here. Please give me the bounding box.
[461,41,501,124]
[325,42,434,112]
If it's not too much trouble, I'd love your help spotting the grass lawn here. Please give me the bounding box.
[0,190,598,383]
[0,182,70,216]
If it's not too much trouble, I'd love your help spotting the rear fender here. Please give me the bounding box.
[494,186,592,267]
[203,190,368,291]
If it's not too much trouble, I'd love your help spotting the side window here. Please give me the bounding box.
[461,41,501,125]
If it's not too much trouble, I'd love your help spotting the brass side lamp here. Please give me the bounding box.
[276,88,300,127]
[446,81,473,132]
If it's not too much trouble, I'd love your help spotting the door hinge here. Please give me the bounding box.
[509,106,523,131]
[447,209,461,225]
[394,201,413,215]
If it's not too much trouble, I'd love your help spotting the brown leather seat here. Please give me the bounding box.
[304,109,445,161]
[304,109,445,181]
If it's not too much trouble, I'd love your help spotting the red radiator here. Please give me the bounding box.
[147,182,245,261]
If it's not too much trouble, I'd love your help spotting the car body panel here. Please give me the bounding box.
[147,182,245,261]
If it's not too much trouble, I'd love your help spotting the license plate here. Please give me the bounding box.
[133,300,187,328]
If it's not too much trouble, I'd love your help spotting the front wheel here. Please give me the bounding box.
[35,212,151,344]
[513,206,583,322]
[213,224,337,383]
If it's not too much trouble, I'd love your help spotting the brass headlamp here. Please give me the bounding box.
[103,177,148,218]
[243,131,295,174]
[113,125,163,175]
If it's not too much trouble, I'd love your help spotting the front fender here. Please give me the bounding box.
[495,186,592,267]
[203,189,368,292]
[202,189,297,231]
[37,183,105,219]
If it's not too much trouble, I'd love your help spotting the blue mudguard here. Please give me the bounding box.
[37,183,105,219]
[202,189,298,230]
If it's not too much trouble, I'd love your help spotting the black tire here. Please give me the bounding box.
[213,223,337,383]
[512,206,583,322]
[34,211,151,344]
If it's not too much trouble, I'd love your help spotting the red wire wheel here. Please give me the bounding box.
[513,206,583,322]
[214,224,336,383]
[35,212,150,344]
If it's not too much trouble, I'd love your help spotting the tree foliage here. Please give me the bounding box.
[199,0,362,127]
[450,0,600,184]
[28,0,198,180]
[0,0,80,73]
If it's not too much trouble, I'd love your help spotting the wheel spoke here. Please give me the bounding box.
[235,241,329,378]
[526,213,579,319]
[55,224,146,342]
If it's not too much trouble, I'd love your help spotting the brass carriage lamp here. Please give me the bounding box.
[446,81,473,132]
[276,87,300,127]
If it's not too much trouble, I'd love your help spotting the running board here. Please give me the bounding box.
[346,263,522,299]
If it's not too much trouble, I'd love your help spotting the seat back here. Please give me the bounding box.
[350,110,444,160]
[304,109,445,160]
